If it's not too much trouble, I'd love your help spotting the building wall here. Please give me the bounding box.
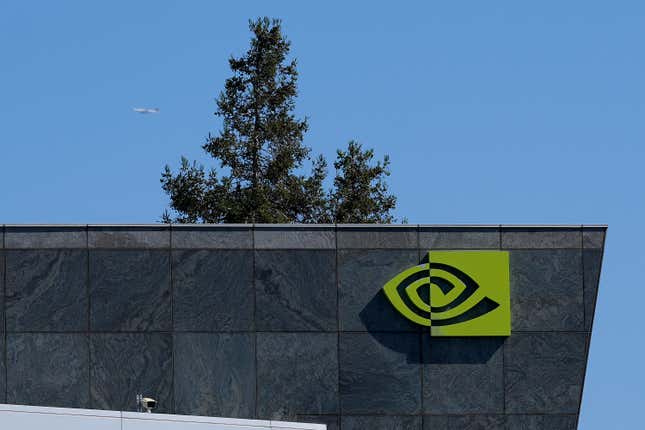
[0,225,606,430]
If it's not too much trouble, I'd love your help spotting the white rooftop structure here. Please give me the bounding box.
[0,404,326,430]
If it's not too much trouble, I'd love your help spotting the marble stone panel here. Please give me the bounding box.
[173,250,254,331]
[90,333,172,412]
[510,250,583,331]
[337,226,418,249]
[5,226,86,248]
[583,249,603,331]
[339,332,421,415]
[257,333,338,419]
[88,226,170,248]
[342,415,422,430]
[255,250,337,331]
[90,250,171,331]
[505,332,586,414]
[339,249,420,332]
[6,250,88,331]
[172,225,253,249]
[423,338,504,414]
[419,226,500,249]
[0,251,4,332]
[254,225,335,249]
[505,415,577,430]
[0,335,5,403]
[174,333,256,418]
[6,333,89,408]
[423,415,506,430]
[501,227,580,249]
[582,227,606,249]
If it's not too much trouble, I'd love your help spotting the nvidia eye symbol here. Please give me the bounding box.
[382,263,498,326]
[382,251,511,336]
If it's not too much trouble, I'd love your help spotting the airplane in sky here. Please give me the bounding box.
[133,107,160,114]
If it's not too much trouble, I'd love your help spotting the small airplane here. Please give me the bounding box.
[133,107,160,114]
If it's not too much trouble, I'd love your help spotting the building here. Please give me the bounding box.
[0,224,606,429]
[0,403,326,430]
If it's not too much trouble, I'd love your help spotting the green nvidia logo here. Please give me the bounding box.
[383,251,510,336]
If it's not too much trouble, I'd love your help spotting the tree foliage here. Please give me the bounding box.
[331,141,397,223]
[162,18,399,224]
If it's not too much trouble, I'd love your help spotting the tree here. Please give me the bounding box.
[161,17,327,223]
[330,141,397,223]
[162,17,400,224]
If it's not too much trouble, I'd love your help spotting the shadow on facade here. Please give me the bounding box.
[359,290,504,365]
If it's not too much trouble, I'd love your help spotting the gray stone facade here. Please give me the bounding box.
[0,224,606,429]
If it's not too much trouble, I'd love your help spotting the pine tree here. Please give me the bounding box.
[330,141,397,223]
[161,17,327,223]
[161,18,400,224]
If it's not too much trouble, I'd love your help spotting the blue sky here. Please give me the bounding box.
[0,1,643,428]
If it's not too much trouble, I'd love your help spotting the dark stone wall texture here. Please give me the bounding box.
[0,224,606,430]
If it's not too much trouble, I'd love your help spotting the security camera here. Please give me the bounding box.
[141,398,156,412]
[136,394,157,413]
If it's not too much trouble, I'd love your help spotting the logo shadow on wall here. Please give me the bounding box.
[358,252,506,364]
[358,291,504,365]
